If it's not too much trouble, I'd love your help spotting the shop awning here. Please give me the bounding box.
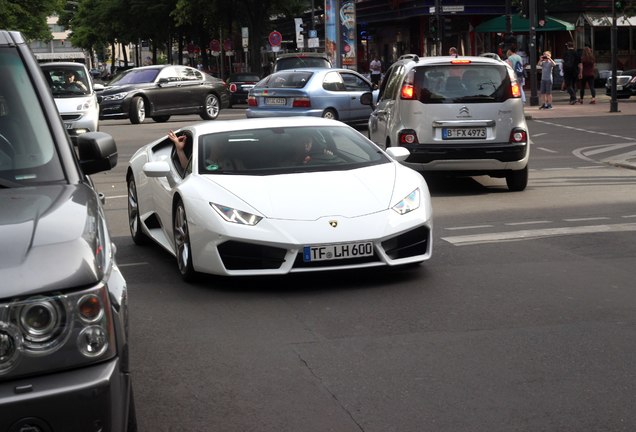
[475,14,575,33]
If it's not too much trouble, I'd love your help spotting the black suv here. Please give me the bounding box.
[0,31,136,431]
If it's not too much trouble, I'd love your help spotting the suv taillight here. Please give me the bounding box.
[247,96,258,107]
[400,70,416,100]
[510,81,522,98]
[398,129,419,144]
[292,97,311,108]
[509,128,527,144]
[229,83,237,92]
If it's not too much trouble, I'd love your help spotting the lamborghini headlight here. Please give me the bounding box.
[392,189,420,215]
[101,92,128,102]
[210,203,263,225]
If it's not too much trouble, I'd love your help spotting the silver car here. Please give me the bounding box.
[246,68,376,124]
[40,62,101,143]
[364,55,529,191]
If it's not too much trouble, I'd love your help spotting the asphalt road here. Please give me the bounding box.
[96,111,636,432]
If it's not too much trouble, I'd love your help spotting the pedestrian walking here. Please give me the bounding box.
[538,51,556,109]
[506,47,526,104]
[579,45,596,104]
[562,41,582,105]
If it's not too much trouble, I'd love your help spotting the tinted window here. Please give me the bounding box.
[197,126,388,175]
[412,64,510,103]
[256,71,313,89]
[341,72,371,91]
[275,57,331,71]
[110,68,160,84]
[0,48,64,184]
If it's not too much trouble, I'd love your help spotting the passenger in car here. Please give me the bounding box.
[168,129,190,169]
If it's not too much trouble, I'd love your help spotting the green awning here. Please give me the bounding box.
[475,15,575,33]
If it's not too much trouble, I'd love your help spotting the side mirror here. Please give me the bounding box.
[385,146,410,162]
[158,78,170,86]
[93,83,104,91]
[77,132,118,175]
[360,91,375,108]
[143,161,171,178]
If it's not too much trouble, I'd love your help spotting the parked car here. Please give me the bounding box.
[226,72,260,107]
[40,62,101,143]
[363,55,529,191]
[126,117,432,280]
[605,69,636,99]
[273,52,332,72]
[246,68,376,124]
[98,64,230,124]
[0,30,136,431]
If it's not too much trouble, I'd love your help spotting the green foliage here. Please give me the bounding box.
[0,0,64,40]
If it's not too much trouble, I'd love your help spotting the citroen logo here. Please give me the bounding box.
[459,106,470,115]
[329,220,338,228]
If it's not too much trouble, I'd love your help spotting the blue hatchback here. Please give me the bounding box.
[246,68,377,125]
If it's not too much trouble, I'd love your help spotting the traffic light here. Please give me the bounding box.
[294,17,304,49]
[429,16,438,37]
[615,1,624,13]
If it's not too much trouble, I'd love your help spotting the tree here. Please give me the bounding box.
[0,0,64,40]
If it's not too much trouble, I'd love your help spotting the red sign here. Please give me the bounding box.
[268,31,282,47]
[224,38,233,51]
[209,39,220,52]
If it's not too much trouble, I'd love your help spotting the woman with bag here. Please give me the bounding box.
[579,46,596,104]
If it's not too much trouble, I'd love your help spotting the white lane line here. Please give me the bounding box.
[622,215,636,219]
[582,142,636,156]
[444,225,494,231]
[505,220,552,226]
[537,147,558,153]
[563,217,611,222]
[533,133,548,137]
[442,223,636,246]
[602,149,636,162]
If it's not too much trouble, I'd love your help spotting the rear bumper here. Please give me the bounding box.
[0,358,131,432]
[401,142,529,172]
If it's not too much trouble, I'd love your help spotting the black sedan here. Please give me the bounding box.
[98,65,230,124]
[227,72,261,107]
[605,69,636,99]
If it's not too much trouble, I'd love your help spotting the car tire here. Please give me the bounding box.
[174,198,197,282]
[200,93,220,120]
[129,96,146,124]
[322,108,338,120]
[151,115,171,122]
[506,166,528,192]
[127,175,149,245]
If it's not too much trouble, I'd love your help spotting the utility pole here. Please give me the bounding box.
[528,0,539,106]
[610,0,619,112]
[505,0,512,36]
[435,0,442,55]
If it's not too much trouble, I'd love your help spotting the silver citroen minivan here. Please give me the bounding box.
[364,55,529,191]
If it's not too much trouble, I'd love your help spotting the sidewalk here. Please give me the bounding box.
[524,88,636,119]
[523,88,636,170]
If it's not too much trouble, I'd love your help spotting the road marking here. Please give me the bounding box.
[444,225,494,231]
[537,147,558,153]
[442,223,636,246]
[505,220,552,226]
[563,217,611,222]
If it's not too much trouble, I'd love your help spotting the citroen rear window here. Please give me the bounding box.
[411,65,511,103]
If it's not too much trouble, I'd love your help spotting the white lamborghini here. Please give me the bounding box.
[126,117,433,280]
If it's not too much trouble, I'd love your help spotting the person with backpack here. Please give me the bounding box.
[562,41,582,105]
[506,47,526,103]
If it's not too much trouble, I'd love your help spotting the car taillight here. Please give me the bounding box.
[511,81,522,98]
[229,83,237,92]
[398,129,419,144]
[292,97,311,108]
[450,59,471,65]
[247,96,258,107]
[509,128,527,144]
[400,84,415,99]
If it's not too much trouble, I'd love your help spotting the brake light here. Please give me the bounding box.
[509,128,527,144]
[398,129,419,144]
[511,81,521,98]
[229,83,237,92]
[401,84,415,99]
[247,96,258,107]
[292,97,311,108]
[451,59,471,65]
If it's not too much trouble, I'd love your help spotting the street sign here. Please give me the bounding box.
[269,31,282,47]
[209,39,220,52]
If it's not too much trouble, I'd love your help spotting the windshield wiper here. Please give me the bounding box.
[0,177,22,188]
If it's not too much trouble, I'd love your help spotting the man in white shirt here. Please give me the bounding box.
[369,56,382,85]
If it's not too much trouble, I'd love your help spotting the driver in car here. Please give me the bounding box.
[63,71,87,92]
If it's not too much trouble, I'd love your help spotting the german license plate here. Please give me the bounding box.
[443,127,486,139]
[303,242,373,262]
[265,97,286,105]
